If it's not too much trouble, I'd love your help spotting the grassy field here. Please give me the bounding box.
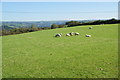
[2,24,118,78]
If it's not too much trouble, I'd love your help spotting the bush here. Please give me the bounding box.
[65,21,81,27]
[51,24,59,29]
[58,25,67,28]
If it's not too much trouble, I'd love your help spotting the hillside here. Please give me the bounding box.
[2,24,118,78]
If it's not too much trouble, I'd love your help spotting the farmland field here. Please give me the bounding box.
[2,24,118,78]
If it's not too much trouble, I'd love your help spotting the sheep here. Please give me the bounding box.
[89,27,93,29]
[85,34,91,37]
[75,32,79,35]
[66,33,70,36]
[69,32,74,36]
[55,33,62,37]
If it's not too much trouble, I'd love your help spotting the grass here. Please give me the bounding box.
[2,24,118,78]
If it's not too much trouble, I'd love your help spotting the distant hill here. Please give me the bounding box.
[1,20,92,29]
[2,25,15,30]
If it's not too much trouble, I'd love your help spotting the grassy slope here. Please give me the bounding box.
[2,24,118,78]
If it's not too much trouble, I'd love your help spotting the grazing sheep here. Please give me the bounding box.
[66,33,70,36]
[69,32,74,36]
[89,27,93,29]
[55,33,62,37]
[85,34,91,37]
[75,32,79,35]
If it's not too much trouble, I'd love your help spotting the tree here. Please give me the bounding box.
[58,25,68,28]
[65,21,81,27]
[51,24,58,29]
[30,24,38,32]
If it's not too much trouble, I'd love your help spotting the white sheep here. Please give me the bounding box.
[89,27,93,29]
[75,32,79,35]
[55,33,62,37]
[59,33,62,36]
[69,32,74,36]
[85,34,91,37]
[66,33,70,36]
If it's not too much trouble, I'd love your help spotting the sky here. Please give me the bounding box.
[1,0,120,2]
[1,2,118,21]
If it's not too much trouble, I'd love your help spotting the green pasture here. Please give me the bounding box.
[2,24,118,78]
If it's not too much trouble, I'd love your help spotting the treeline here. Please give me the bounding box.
[1,18,120,36]
[65,18,120,27]
[49,18,120,29]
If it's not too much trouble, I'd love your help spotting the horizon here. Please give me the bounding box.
[1,18,117,22]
